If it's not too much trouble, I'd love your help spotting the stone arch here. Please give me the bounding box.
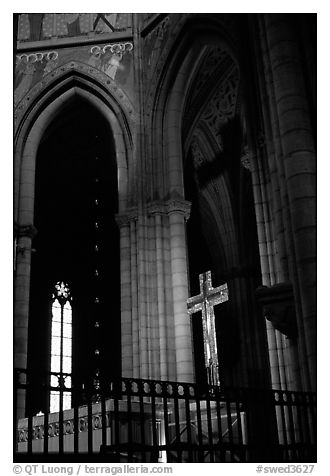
[14,63,134,221]
[14,68,133,413]
[148,18,271,389]
[148,17,240,201]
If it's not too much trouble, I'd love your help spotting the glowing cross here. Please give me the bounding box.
[187,271,228,387]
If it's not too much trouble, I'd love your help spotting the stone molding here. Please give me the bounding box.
[116,199,192,226]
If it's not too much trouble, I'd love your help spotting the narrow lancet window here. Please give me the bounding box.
[50,281,72,413]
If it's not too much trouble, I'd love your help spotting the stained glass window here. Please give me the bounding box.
[50,282,72,413]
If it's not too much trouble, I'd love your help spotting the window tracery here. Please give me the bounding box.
[50,281,72,413]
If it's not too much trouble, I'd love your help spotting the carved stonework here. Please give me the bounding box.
[116,200,192,225]
[256,283,297,338]
[144,15,169,40]
[191,140,206,169]
[163,199,191,220]
[240,146,252,171]
[201,67,240,141]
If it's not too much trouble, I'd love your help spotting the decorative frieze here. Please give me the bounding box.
[116,200,191,227]
[16,51,58,64]
[90,42,133,57]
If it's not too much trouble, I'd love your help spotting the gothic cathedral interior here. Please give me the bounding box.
[14,13,316,463]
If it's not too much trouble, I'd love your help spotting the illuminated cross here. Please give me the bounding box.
[187,271,228,387]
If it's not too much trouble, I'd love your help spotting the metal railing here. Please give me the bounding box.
[14,369,316,463]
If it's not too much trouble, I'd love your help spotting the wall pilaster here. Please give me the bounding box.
[116,199,193,382]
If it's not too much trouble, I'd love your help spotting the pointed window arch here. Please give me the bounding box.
[50,281,72,412]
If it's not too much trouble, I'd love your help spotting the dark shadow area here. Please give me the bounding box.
[27,98,121,414]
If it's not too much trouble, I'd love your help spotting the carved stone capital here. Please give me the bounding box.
[116,199,192,225]
[147,199,191,219]
[256,283,297,338]
[147,201,168,216]
[165,199,191,220]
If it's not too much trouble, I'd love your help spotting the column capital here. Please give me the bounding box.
[147,199,191,219]
[116,199,192,224]
[165,199,191,220]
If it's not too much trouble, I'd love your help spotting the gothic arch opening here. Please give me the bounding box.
[153,25,270,388]
[27,97,121,414]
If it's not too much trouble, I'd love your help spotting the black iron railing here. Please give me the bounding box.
[14,369,316,463]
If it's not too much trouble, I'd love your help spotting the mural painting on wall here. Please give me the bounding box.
[18,13,131,41]
[14,51,59,104]
[88,43,133,81]
[14,43,134,106]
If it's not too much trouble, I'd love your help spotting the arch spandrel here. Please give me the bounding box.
[14,60,136,135]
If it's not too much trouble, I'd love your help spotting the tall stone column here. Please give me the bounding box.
[14,223,37,418]
[167,199,194,383]
[117,200,194,383]
[154,212,168,380]
[264,14,316,391]
[116,215,133,377]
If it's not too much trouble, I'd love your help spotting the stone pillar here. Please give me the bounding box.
[14,223,37,418]
[117,200,193,383]
[130,217,140,378]
[117,215,133,377]
[264,14,316,391]
[167,199,194,383]
[154,212,168,380]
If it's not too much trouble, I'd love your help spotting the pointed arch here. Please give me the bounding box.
[148,17,240,201]
[14,66,132,398]
[14,63,134,223]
